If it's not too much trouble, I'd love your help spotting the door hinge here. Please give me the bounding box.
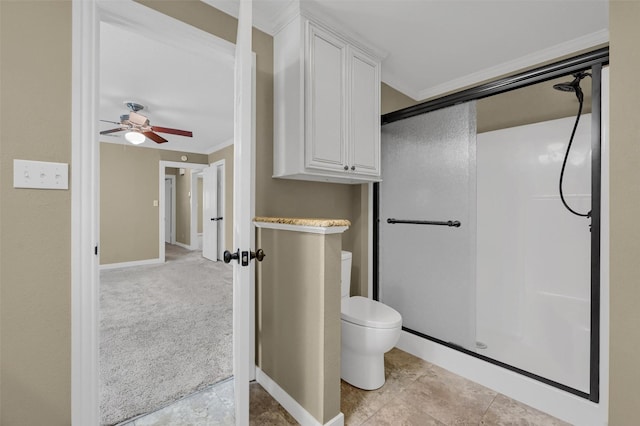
[94,246,98,256]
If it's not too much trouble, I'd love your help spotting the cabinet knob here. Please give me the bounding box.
[351,166,356,171]
[344,165,349,170]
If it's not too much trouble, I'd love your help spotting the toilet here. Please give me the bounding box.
[340,251,402,390]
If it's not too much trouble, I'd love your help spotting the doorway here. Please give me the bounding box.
[71,1,255,424]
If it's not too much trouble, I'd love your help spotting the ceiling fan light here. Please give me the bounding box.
[125,131,146,145]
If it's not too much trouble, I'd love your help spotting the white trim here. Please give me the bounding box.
[99,258,162,270]
[159,161,207,261]
[210,159,226,261]
[382,29,610,102]
[256,368,345,426]
[72,2,245,424]
[99,0,235,59]
[254,221,349,235]
[174,241,195,251]
[206,137,234,155]
[72,0,100,423]
[598,65,610,425]
[414,29,609,101]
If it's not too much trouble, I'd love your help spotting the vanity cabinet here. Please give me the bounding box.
[274,15,381,183]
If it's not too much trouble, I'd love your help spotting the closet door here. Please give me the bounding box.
[305,22,348,173]
[379,102,477,351]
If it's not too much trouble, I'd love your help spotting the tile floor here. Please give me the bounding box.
[125,348,569,425]
[250,348,569,426]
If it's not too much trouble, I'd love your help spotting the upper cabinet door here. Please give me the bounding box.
[305,22,348,173]
[349,47,380,176]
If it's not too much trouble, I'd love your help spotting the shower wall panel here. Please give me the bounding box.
[476,114,592,393]
[379,102,477,351]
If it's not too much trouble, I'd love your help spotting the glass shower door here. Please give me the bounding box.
[379,102,477,350]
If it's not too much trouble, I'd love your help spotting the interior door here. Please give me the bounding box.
[202,166,218,261]
[233,0,253,423]
[164,178,173,243]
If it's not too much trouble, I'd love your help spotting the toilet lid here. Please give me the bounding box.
[341,296,402,329]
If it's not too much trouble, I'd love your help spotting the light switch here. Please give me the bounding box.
[13,159,69,189]
[153,200,159,207]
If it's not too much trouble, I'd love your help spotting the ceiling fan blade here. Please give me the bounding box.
[100,127,128,135]
[100,119,122,125]
[143,131,168,144]
[151,126,193,137]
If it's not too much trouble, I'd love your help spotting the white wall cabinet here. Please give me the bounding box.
[274,15,381,183]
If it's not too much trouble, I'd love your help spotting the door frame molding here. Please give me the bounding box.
[210,159,226,261]
[159,161,207,258]
[71,1,251,424]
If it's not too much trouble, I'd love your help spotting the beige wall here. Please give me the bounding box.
[100,143,207,264]
[609,1,640,423]
[208,144,234,252]
[381,82,419,114]
[256,227,341,423]
[0,2,72,425]
[2,0,638,424]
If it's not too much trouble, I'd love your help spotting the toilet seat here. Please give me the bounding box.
[341,296,402,329]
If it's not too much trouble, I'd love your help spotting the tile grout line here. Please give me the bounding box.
[478,392,499,425]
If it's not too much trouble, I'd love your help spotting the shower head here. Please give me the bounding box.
[553,81,578,92]
[553,72,590,102]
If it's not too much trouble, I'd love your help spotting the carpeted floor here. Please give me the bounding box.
[100,244,233,426]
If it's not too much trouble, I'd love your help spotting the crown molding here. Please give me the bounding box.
[415,29,609,101]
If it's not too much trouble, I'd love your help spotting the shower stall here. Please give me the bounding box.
[375,50,607,406]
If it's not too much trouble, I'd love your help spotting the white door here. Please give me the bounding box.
[233,1,253,423]
[202,166,218,261]
[216,164,225,260]
[164,178,173,243]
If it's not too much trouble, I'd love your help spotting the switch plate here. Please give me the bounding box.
[13,159,69,190]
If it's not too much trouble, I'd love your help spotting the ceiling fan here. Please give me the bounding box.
[100,102,193,144]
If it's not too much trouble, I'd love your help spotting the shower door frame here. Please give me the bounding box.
[374,47,608,403]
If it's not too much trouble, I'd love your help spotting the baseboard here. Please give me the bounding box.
[255,367,344,426]
[174,241,197,251]
[99,258,162,270]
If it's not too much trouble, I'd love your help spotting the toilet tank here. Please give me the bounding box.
[341,251,352,299]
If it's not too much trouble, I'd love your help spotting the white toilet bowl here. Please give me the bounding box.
[341,296,402,390]
[340,252,402,390]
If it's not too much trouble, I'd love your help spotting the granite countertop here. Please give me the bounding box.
[254,216,351,227]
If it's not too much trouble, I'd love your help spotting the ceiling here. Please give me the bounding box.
[206,0,608,100]
[100,0,608,153]
[99,21,234,154]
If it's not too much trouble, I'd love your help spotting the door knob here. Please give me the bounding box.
[223,249,239,264]
[251,249,266,262]
[211,217,223,221]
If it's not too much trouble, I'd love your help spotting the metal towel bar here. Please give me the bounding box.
[386,218,461,227]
